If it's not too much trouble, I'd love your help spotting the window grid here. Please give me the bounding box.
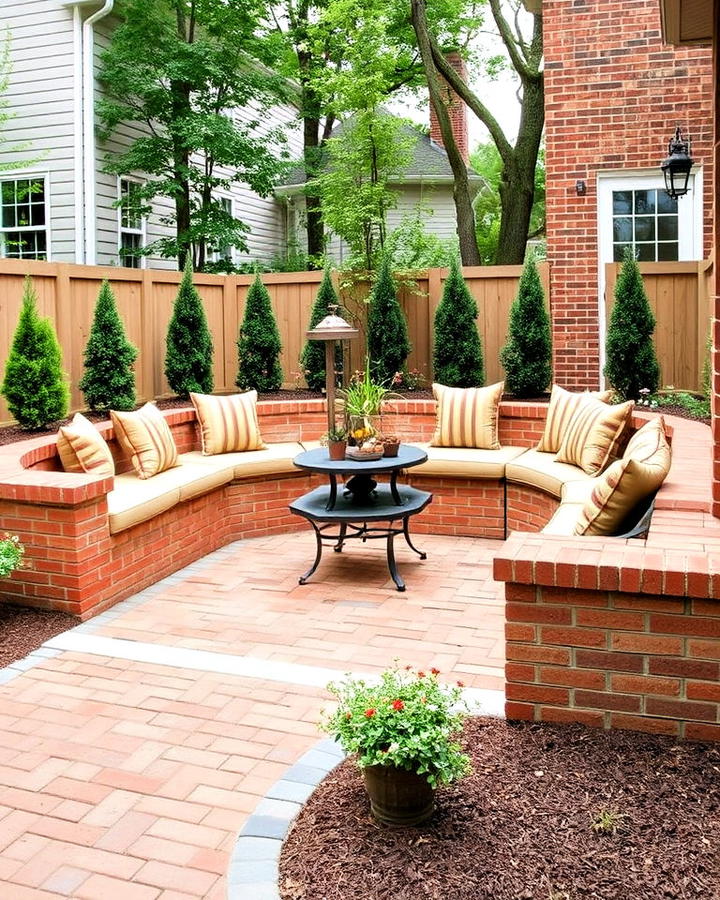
[0,177,47,260]
[612,188,679,262]
[119,179,145,268]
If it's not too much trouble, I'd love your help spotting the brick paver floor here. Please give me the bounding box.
[0,532,505,898]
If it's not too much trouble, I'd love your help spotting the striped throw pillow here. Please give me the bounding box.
[57,413,115,476]
[555,396,634,475]
[190,391,266,455]
[110,403,179,479]
[430,382,504,450]
[624,416,670,464]
[537,385,614,453]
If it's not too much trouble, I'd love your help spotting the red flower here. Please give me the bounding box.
[431,667,440,675]
[364,708,376,718]
[345,712,352,719]
[417,671,425,678]
[457,680,465,688]
[404,664,412,671]
[420,697,427,704]
[392,699,404,711]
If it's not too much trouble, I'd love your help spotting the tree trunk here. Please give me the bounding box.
[410,0,480,266]
[303,113,325,263]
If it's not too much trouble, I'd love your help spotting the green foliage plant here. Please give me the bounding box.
[433,256,484,387]
[165,258,213,398]
[321,662,471,789]
[0,532,24,578]
[385,208,458,270]
[702,330,712,400]
[323,422,347,443]
[300,270,342,392]
[2,277,69,429]
[604,248,660,401]
[500,254,552,397]
[367,255,411,385]
[79,280,137,413]
[236,274,283,392]
[340,356,398,417]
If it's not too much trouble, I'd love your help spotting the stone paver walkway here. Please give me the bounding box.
[0,531,505,898]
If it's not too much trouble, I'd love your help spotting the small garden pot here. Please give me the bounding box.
[362,763,435,826]
[327,440,347,461]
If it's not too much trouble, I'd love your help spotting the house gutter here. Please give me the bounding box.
[71,6,85,263]
[82,0,114,266]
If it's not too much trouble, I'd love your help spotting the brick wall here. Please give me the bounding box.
[544,0,713,390]
[429,51,469,163]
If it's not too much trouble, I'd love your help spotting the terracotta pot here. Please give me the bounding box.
[362,763,435,826]
[327,440,347,461]
[382,441,400,458]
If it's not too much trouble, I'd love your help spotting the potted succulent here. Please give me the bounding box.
[323,423,348,461]
[340,356,400,447]
[321,663,471,826]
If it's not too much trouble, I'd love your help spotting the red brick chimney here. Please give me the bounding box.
[429,51,469,164]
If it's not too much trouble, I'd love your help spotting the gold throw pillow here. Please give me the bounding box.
[430,382,504,450]
[110,403,179,479]
[57,413,115,476]
[555,396,634,475]
[190,391,266,455]
[537,384,614,453]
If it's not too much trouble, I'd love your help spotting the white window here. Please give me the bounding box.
[118,178,145,268]
[210,195,234,263]
[0,176,48,260]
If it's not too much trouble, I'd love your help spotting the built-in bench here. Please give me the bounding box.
[0,399,668,619]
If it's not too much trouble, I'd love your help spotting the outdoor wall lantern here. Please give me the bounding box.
[661,126,694,199]
[305,304,359,435]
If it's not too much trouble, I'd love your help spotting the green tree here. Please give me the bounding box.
[237,275,283,391]
[79,280,138,413]
[433,256,484,387]
[97,0,288,270]
[300,270,342,391]
[500,254,551,397]
[165,258,214,397]
[367,255,411,384]
[604,249,660,401]
[1,277,69,429]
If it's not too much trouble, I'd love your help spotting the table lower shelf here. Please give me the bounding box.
[288,484,433,592]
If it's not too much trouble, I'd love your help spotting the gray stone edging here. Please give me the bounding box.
[227,738,347,900]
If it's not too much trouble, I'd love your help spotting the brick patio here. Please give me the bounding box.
[0,531,504,898]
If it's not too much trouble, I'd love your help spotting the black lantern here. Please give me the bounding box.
[661,126,694,199]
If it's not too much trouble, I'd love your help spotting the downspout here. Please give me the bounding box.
[82,0,114,266]
[72,6,84,263]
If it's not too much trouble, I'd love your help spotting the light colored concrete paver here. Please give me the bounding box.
[0,532,505,897]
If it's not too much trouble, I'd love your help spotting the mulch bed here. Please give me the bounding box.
[0,603,77,668]
[280,716,720,900]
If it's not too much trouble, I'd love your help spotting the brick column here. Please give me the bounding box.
[429,51,469,164]
[712,6,720,519]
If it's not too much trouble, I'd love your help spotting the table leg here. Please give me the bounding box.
[390,470,402,505]
[386,527,406,592]
[325,474,338,511]
[298,524,323,585]
[334,523,347,552]
[403,518,427,560]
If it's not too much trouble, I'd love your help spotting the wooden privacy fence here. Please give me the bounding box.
[0,259,547,422]
[604,259,712,393]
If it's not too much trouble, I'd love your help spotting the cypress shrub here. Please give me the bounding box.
[165,257,214,398]
[604,248,660,400]
[300,270,342,392]
[367,255,411,384]
[433,256,484,387]
[500,254,552,397]
[1,276,69,428]
[79,279,138,413]
[236,274,283,391]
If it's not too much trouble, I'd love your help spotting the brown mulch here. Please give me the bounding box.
[0,603,77,668]
[280,716,720,900]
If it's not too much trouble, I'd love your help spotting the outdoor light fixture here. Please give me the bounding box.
[575,180,587,196]
[661,126,694,199]
[305,304,359,435]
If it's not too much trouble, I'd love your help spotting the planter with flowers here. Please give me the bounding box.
[321,663,471,826]
[0,532,24,580]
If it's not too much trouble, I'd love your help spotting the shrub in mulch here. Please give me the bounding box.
[280,716,720,900]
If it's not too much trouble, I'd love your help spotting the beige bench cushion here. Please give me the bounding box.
[541,502,585,536]
[108,474,181,534]
[182,442,303,479]
[506,449,593,498]
[413,443,527,479]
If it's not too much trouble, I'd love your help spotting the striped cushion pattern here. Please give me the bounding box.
[110,403,179,479]
[555,397,634,475]
[624,416,670,465]
[430,382,503,450]
[537,385,614,453]
[191,391,266,455]
[57,413,115,476]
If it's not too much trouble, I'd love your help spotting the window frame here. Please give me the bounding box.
[209,193,236,264]
[117,176,147,270]
[0,170,51,262]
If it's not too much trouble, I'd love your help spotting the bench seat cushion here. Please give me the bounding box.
[108,474,182,534]
[505,449,593,498]
[413,443,527,479]
[541,502,585,536]
[181,442,304,479]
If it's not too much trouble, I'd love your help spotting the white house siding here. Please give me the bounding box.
[0,1,77,261]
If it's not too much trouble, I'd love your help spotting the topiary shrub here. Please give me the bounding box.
[367,254,411,384]
[500,254,552,397]
[433,256,484,387]
[165,257,214,398]
[79,279,138,413]
[604,248,660,401]
[300,270,342,392]
[236,274,283,392]
[1,276,69,429]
